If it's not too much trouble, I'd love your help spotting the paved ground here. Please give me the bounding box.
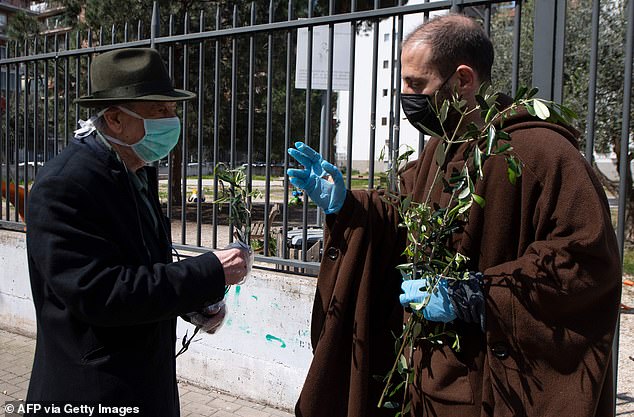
[1,313,633,416]
[0,329,293,417]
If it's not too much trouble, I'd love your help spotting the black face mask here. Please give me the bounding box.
[401,72,454,136]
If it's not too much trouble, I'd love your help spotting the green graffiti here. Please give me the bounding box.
[265,334,287,348]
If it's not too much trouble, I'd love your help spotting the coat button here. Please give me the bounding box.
[326,247,340,260]
[491,342,509,359]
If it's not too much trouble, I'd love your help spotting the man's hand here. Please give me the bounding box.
[400,278,456,323]
[400,273,485,331]
[214,247,249,285]
[188,301,227,334]
[287,142,346,214]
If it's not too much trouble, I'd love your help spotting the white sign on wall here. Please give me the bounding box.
[295,22,351,91]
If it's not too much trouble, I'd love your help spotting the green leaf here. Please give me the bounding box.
[474,146,483,178]
[440,100,449,123]
[457,188,470,202]
[495,143,512,154]
[383,401,399,409]
[484,105,498,124]
[526,87,539,99]
[419,123,443,138]
[532,99,550,120]
[486,125,497,155]
[475,94,489,110]
[525,103,536,117]
[397,354,408,373]
[472,194,486,208]
[514,85,528,101]
[434,142,446,167]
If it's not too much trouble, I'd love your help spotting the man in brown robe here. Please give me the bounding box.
[288,13,621,417]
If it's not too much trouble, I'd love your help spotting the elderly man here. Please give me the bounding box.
[290,14,621,417]
[25,48,248,416]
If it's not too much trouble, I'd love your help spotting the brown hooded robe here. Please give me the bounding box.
[295,107,621,417]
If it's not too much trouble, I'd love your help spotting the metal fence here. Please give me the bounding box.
[0,0,632,413]
[0,0,632,276]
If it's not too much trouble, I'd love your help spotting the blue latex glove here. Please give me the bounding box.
[287,142,346,214]
[400,278,457,323]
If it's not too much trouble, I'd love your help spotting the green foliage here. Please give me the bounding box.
[377,85,576,413]
[6,11,40,44]
[214,163,261,244]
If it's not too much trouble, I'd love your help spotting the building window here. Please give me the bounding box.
[382,60,389,69]
[381,117,388,126]
[0,13,7,27]
[382,89,388,97]
[384,33,390,42]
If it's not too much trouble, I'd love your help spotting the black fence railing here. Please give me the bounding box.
[0,0,631,277]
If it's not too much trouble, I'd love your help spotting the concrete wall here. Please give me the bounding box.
[0,229,315,411]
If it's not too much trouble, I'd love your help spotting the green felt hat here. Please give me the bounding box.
[75,48,196,107]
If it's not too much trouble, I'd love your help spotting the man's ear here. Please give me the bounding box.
[101,108,123,135]
[455,65,478,94]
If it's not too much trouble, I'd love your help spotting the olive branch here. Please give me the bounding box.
[377,85,576,414]
[175,163,261,358]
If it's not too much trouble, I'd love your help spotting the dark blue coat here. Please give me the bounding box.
[25,135,225,416]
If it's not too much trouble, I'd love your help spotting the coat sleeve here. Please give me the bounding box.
[26,174,227,327]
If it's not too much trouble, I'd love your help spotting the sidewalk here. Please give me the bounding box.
[0,329,293,417]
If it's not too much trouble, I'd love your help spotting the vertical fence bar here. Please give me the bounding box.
[44,37,49,161]
[301,0,314,261]
[13,43,19,222]
[33,39,39,183]
[124,22,129,43]
[229,4,238,243]
[53,36,59,157]
[511,0,522,98]
[615,0,634,413]
[368,0,380,189]
[181,13,190,245]
[387,17,397,187]
[4,51,9,220]
[63,34,69,148]
[167,15,174,219]
[196,10,205,247]
[86,29,93,124]
[212,7,220,249]
[282,0,294,260]
[112,24,116,45]
[22,40,29,221]
[0,52,3,220]
[247,2,256,244]
[483,3,491,36]
[393,3,404,190]
[585,0,600,165]
[345,0,357,190]
[264,0,275,256]
[324,0,335,163]
[75,32,80,137]
[151,2,159,49]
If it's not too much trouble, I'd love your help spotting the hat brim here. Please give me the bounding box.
[74,88,196,107]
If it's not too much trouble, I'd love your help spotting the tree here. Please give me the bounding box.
[6,11,40,45]
[491,0,633,241]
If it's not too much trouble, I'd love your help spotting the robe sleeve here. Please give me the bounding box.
[296,189,405,417]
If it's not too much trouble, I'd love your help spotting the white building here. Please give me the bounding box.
[334,0,442,174]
